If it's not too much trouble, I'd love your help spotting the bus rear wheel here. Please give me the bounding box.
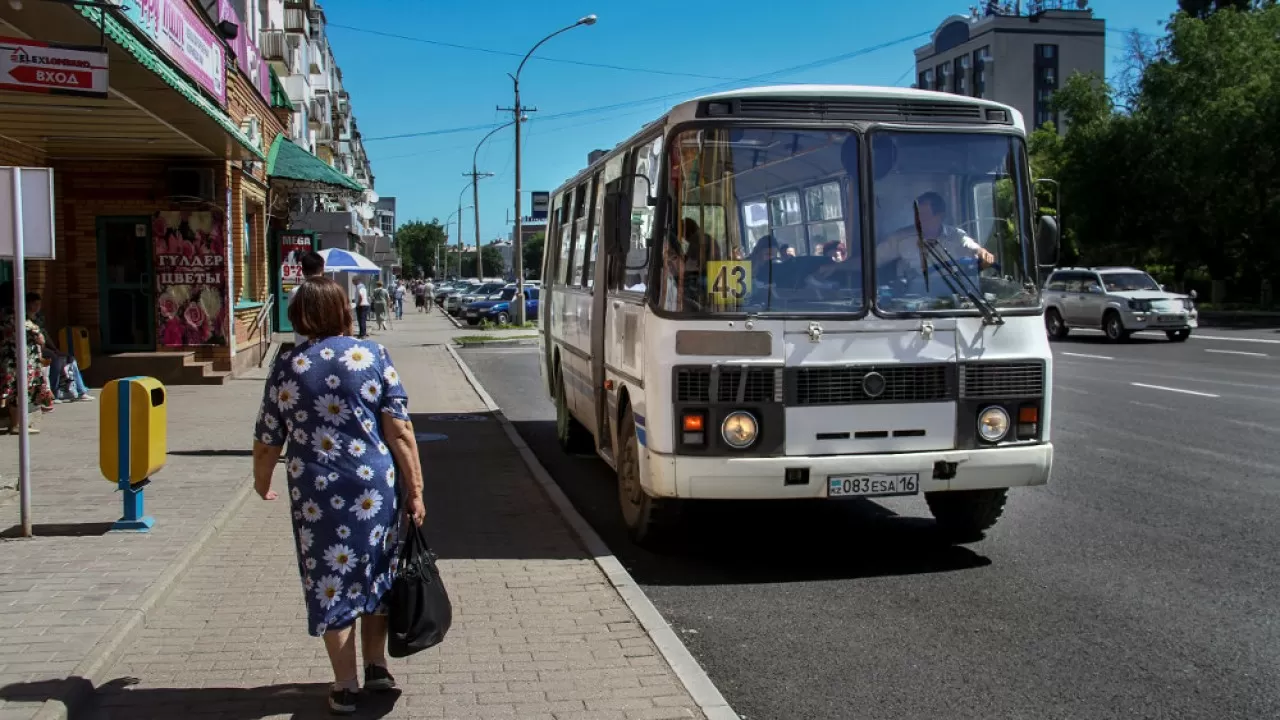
[555,367,592,453]
[925,488,1008,542]
[618,411,680,547]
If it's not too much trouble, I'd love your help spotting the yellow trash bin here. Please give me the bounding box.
[99,376,167,531]
[57,326,91,371]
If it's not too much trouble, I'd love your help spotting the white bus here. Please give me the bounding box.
[537,85,1060,545]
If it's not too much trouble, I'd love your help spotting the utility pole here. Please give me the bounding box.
[464,169,494,277]
[498,101,535,320]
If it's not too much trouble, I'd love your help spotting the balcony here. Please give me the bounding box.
[309,97,328,126]
[260,31,294,75]
[285,7,310,36]
[334,92,350,118]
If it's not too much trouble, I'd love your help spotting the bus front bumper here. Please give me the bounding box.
[644,443,1053,500]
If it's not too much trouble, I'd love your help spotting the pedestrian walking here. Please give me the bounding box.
[0,282,54,433]
[413,282,427,313]
[252,277,427,716]
[353,276,370,338]
[422,278,435,314]
[371,281,390,332]
[288,251,326,346]
[392,281,406,321]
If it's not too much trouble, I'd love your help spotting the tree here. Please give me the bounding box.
[460,246,505,278]
[1177,0,1271,19]
[394,220,447,277]
[522,232,545,279]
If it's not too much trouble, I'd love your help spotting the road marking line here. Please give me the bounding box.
[1054,386,1092,395]
[1129,400,1174,411]
[1061,351,1114,360]
[1205,348,1268,358]
[1130,382,1220,398]
[1187,334,1280,345]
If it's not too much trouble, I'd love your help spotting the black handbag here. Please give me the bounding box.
[387,519,452,658]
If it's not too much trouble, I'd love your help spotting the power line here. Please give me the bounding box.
[362,28,932,143]
[325,23,741,81]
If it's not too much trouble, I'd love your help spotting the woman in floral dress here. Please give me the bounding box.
[0,283,53,433]
[252,277,426,716]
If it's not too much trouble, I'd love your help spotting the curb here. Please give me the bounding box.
[444,345,739,720]
[452,338,539,349]
[441,310,464,329]
[30,479,258,720]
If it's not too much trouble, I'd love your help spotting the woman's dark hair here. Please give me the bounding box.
[25,292,40,304]
[289,277,352,339]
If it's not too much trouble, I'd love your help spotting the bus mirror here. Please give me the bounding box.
[1037,214,1059,269]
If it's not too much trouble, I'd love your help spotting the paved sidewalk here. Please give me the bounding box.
[65,313,706,719]
[0,351,270,719]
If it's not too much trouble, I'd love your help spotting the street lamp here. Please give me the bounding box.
[443,204,472,277]
[507,13,597,323]
[470,120,515,280]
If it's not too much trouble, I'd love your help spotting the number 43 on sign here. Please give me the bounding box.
[707,260,752,309]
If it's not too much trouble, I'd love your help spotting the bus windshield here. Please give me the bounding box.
[659,127,864,314]
[870,131,1038,313]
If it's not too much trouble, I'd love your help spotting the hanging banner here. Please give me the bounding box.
[279,230,313,294]
[0,37,108,98]
[153,211,229,347]
[115,0,226,104]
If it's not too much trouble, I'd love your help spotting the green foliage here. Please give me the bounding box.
[395,220,447,277]
[522,232,545,278]
[1177,0,1272,19]
[459,246,506,277]
[1030,4,1280,302]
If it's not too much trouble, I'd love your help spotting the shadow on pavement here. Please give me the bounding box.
[0,521,114,538]
[508,419,992,588]
[0,677,401,720]
[166,449,254,457]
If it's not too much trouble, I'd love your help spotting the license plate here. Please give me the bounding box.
[828,473,919,498]
[467,311,477,317]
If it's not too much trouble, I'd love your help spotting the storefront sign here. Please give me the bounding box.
[0,37,108,98]
[279,231,313,293]
[116,0,226,104]
[153,211,229,347]
[215,0,269,103]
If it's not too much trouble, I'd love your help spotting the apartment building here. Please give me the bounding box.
[913,1,1105,132]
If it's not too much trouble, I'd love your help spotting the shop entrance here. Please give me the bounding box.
[97,216,155,352]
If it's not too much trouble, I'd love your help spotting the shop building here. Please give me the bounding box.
[0,0,370,385]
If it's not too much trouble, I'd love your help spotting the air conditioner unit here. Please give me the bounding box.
[168,167,216,201]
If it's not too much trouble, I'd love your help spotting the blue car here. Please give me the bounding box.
[463,286,539,325]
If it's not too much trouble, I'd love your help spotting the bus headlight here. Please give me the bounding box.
[977,406,1010,443]
[721,411,759,449]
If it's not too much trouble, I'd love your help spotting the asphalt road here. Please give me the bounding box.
[460,328,1280,720]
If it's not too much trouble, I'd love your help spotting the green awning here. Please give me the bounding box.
[266,134,364,192]
[76,6,263,160]
[269,69,293,110]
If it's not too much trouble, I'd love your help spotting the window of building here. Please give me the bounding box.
[973,46,990,98]
[934,64,948,91]
[1038,44,1057,59]
[921,68,934,90]
[241,205,253,302]
[954,55,970,95]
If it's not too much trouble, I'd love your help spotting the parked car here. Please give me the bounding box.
[463,287,539,326]
[1043,266,1197,342]
[444,283,482,314]
[458,282,507,309]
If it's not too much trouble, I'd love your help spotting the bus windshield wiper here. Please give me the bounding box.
[913,202,1004,326]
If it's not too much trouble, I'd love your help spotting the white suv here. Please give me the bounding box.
[1043,267,1198,342]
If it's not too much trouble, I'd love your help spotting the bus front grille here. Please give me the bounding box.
[790,364,955,405]
[674,367,779,404]
[960,362,1045,399]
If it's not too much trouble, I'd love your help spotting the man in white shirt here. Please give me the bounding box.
[878,191,994,292]
[288,251,325,345]
[353,276,370,338]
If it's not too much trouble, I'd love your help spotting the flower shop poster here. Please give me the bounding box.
[154,211,228,347]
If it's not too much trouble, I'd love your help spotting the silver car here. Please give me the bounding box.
[1043,266,1197,342]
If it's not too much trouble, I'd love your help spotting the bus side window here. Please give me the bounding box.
[557,191,575,286]
[584,172,603,289]
[545,194,564,284]
[569,184,589,287]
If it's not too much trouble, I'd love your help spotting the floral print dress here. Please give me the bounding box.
[0,312,54,413]
[255,336,409,636]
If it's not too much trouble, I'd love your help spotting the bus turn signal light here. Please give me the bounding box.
[682,414,704,432]
[681,412,706,446]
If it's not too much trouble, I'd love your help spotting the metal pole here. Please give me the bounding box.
[457,202,463,277]
[11,167,31,538]
[473,174,482,278]
[513,78,525,324]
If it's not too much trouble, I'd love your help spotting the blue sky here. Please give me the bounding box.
[320,0,1178,245]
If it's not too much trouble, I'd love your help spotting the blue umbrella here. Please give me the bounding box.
[319,247,380,274]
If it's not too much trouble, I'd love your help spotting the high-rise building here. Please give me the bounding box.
[913,1,1105,132]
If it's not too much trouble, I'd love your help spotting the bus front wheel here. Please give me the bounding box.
[925,488,1008,542]
[618,411,680,547]
[555,368,592,453]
